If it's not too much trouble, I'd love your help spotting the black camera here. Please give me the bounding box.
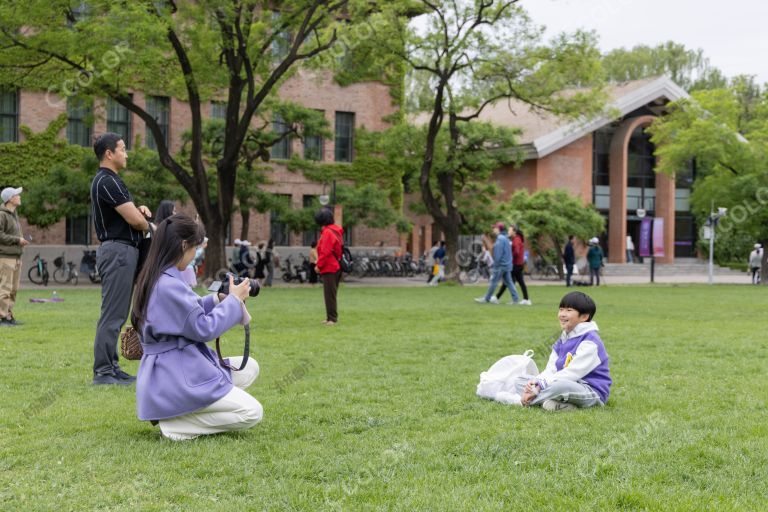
[208,274,261,297]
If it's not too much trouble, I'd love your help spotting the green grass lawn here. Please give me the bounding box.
[1,283,766,511]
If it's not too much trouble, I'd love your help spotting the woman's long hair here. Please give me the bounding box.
[155,200,176,224]
[131,214,205,331]
[513,225,525,242]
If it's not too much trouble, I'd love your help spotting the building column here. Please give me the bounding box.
[608,115,657,263]
[410,225,421,257]
[654,171,676,264]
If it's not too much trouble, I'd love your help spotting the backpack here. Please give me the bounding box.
[338,246,353,273]
[476,350,539,403]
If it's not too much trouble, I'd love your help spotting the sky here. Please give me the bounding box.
[521,0,768,85]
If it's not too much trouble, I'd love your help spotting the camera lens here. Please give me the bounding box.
[249,279,261,297]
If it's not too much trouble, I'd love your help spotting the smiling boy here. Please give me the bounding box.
[515,291,612,411]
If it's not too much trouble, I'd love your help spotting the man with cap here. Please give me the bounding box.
[587,237,604,286]
[749,243,763,285]
[475,222,519,304]
[0,186,29,326]
[90,133,152,385]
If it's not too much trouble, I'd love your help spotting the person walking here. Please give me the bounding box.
[90,132,152,385]
[475,223,519,304]
[0,187,29,327]
[563,235,575,287]
[496,225,531,305]
[429,241,446,286]
[315,208,343,325]
[749,243,763,285]
[587,237,604,287]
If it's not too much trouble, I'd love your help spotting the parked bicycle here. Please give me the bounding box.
[53,252,79,285]
[27,253,50,286]
[281,254,309,283]
[80,249,100,283]
[528,256,560,280]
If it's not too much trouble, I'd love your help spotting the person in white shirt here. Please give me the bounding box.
[749,243,763,284]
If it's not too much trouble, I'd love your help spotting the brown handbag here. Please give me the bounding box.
[120,326,143,360]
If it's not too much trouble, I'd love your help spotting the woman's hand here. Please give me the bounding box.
[229,274,251,302]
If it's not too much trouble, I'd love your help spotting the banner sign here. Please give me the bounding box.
[653,217,665,257]
[639,217,652,257]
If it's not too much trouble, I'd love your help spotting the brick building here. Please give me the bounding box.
[403,76,694,263]
[0,68,401,249]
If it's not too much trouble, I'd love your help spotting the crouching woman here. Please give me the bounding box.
[131,214,262,441]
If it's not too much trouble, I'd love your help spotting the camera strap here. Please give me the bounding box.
[215,324,250,371]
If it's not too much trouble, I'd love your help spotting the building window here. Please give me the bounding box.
[146,95,170,150]
[66,214,92,245]
[270,194,292,246]
[271,114,292,160]
[211,101,227,120]
[271,11,292,62]
[334,111,354,162]
[302,195,319,246]
[0,89,18,143]
[66,98,92,147]
[106,97,132,149]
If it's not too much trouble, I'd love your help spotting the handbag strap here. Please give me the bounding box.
[215,324,250,371]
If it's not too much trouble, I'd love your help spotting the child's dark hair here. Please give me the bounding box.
[559,291,597,321]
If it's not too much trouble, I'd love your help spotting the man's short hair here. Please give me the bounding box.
[93,132,123,162]
[559,291,597,321]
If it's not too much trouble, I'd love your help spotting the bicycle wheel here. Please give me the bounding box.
[71,271,79,286]
[53,267,68,284]
[466,268,480,284]
[28,266,44,285]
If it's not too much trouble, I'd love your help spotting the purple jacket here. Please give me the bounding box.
[537,321,612,403]
[135,266,245,421]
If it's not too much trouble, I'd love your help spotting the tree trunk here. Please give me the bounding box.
[551,235,565,279]
[201,217,227,282]
[240,208,250,241]
[761,238,768,286]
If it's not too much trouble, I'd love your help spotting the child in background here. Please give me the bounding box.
[515,291,612,411]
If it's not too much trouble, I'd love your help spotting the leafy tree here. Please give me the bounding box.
[502,189,605,278]
[370,0,606,276]
[648,77,768,280]
[602,41,727,91]
[0,0,401,275]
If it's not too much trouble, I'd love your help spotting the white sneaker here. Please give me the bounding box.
[520,299,532,306]
[489,296,500,304]
[474,297,489,303]
[542,399,577,412]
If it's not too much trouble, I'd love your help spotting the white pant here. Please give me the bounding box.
[159,356,263,441]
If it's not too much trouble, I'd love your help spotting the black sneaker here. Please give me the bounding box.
[6,317,21,326]
[0,318,16,327]
[114,369,136,382]
[92,372,133,386]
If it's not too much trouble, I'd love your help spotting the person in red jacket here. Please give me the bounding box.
[314,207,343,325]
[496,224,532,305]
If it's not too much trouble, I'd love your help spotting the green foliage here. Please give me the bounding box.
[0,115,89,188]
[648,78,768,263]
[121,149,187,210]
[502,189,605,272]
[602,41,727,91]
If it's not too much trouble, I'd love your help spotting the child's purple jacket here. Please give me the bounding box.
[135,266,245,421]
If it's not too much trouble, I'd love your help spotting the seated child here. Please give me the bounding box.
[515,291,612,411]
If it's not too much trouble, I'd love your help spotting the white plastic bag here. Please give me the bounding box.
[476,349,539,403]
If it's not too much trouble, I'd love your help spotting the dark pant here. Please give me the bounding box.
[565,263,574,286]
[589,267,601,286]
[321,271,342,322]
[93,241,138,375]
[497,265,528,300]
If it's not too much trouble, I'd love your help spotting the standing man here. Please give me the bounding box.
[749,243,763,285]
[563,235,575,287]
[0,187,29,326]
[475,223,518,304]
[90,133,152,385]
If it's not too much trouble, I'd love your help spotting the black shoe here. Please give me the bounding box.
[6,317,21,326]
[114,369,136,382]
[92,372,133,386]
[0,318,16,327]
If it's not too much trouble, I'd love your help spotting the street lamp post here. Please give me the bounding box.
[706,203,728,285]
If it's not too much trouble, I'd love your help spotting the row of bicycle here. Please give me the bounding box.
[26,250,100,286]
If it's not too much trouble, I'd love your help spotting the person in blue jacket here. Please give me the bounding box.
[131,214,262,441]
[475,223,519,304]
